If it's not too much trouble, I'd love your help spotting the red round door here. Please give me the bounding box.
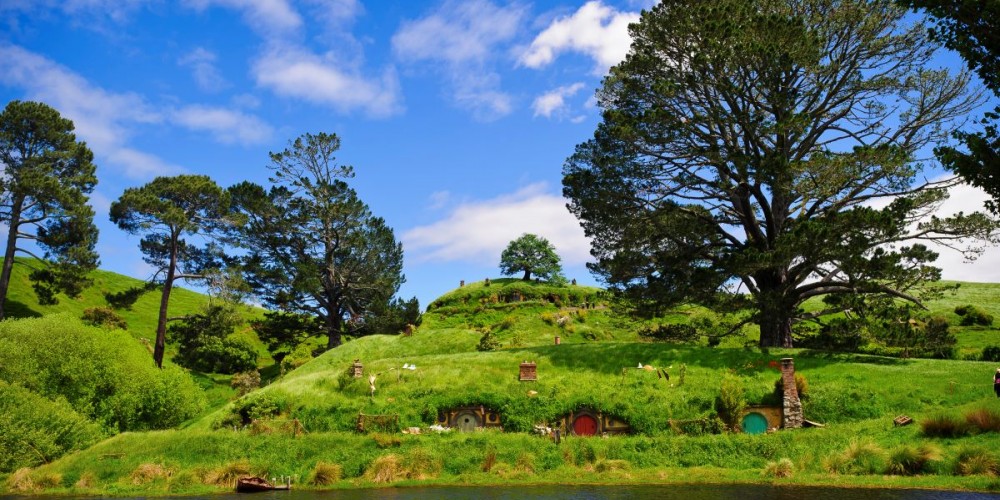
[573,414,598,436]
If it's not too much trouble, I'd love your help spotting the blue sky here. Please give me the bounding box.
[1,0,998,309]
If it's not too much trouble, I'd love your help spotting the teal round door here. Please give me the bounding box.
[742,412,768,434]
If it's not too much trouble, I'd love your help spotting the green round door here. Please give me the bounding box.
[455,411,480,432]
[742,412,768,435]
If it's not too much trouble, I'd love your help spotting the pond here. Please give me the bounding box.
[5,484,1000,500]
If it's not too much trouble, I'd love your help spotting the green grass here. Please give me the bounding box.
[8,274,1000,494]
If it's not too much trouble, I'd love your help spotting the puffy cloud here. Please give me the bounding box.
[170,105,273,145]
[0,44,179,179]
[402,183,592,265]
[178,48,229,92]
[252,46,402,117]
[919,182,1000,283]
[532,82,585,118]
[392,0,525,120]
[520,1,638,73]
[184,0,301,36]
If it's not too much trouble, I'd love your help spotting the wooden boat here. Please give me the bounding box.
[236,476,290,493]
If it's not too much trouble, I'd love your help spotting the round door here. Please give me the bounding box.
[455,411,480,432]
[572,414,598,436]
[742,412,768,435]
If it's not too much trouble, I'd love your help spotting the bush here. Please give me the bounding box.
[170,305,256,374]
[0,315,204,432]
[639,323,699,343]
[477,328,501,352]
[0,381,104,473]
[921,413,972,438]
[982,346,1000,362]
[80,306,128,330]
[231,371,261,396]
[715,375,746,431]
[281,342,315,374]
[956,305,994,326]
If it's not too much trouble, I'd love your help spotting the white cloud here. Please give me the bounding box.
[1,0,150,23]
[184,0,301,36]
[427,191,452,210]
[532,82,585,118]
[402,183,592,265]
[0,44,180,179]
[918,182,1000,283]
[171,105,273,145]
[253,46,401,117]
[178,47,228,92]
[520,1,638,73]
[392,0,525,120]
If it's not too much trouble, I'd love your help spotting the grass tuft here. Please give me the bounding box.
[7,468,35,492]
[203,460,252,487]
[365,454,405,483]
[887,444,940,475]
[762,458,794,478]
[921,413,971,438]
[130,463,172,484]
[965,407,1000,433]
[954,446,999,476]
[309,462,342,486]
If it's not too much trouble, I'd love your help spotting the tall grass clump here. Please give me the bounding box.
[954,446,999,476]
[365,455,405,483]
[921,413,971,438]
[762,458,794,478]
[203,460,253,488]
[715,375,746,431]
[309,462,342,486]
[886,444,941,475]
[823,441,886,475]
[965,407,1000,433]
[130,463,172,485]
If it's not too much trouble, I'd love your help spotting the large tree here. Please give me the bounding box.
[230,132,405,349]
[0,100,99,318]
[109,175,233,368]
[898,0,1000,214]
[499,233,564,281]
[563,0,997,347]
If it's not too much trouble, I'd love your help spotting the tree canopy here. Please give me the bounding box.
[109,174,233,368]
[898,0,1000,215]
[0,100,99,319]
[563,0,997,347]
[499,233,564,282]
[230,132,405,349]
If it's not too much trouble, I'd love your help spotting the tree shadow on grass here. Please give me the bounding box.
[1,299,42,319]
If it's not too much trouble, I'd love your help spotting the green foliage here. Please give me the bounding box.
[0,381,104,473]
[562,0,995,349]
[80,306,128,330]
[230,371,261,397]
[0,100,99,318]
[639,323,698,343]
[982,346,1000,362]
[498,233,564,282]
[477,328,501,352]
[170,304,256,374]
[110,174,234,367]
[280,342,316,374]
[0,314,204,432]
[251,310,325,362]
[355,296,422,336]
[715,375,747,432]
[825,441,888,475]
[954,446,999,476]
[229,132,404,350]
[887,444,941,475]
[956,304,994,326]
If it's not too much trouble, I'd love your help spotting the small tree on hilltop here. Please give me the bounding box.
[499,233,564,282]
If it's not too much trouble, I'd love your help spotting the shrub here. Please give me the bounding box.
[0,315,204,432]
[715,375,746,431]
[639,323,699,343]
[231,371,261,397]
[309,462,342,485]
[281,342,315,374]
[956,305,994,326]
[81,306,128,330]
[982,346,1000,362]
[171,305,257,374]
[954,446,999,476]
[219,392,288,427]
[965,407,1000,433]
[886,444,940,475]
[74,472,97,489]
[477,328,501,352]
[7,468,35,492]
[921,413,971,438]
[774,373,809,400]
[0,381,104,473]
[762,458,794,478]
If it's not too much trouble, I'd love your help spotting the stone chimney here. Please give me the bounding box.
[781,358,803,429]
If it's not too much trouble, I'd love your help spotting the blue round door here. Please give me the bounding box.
[742,412,768,434]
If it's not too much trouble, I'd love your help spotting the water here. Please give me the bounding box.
[5,484,1000,500]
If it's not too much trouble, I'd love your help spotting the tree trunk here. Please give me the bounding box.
[326,310,342,349]
[0,196,24,320]
[759,313,794,348]
[522,269,531,281]
[153,231,179,368]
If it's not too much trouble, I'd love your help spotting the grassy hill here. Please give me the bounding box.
[7,278,1000,495]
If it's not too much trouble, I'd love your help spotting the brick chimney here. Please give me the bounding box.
[781,358,803,429]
